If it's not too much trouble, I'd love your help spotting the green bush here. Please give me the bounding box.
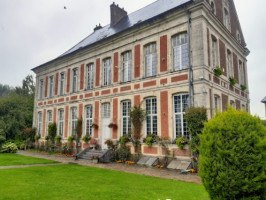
[262,120,266,127]
[55,136,61,144]
[48,122,57,144]
[114,146,131,162]
[35,134,40,142]
[199,108,266,199]
[175,137,188,149]
[214,67,223,77]
[1,142,18,153]
[68,136,74,142]
[0,135,6,147]
[229,77,237,86]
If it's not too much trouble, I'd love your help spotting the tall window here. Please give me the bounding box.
[87,63,94,90]
[224,8,230,30]
[39,79,44,100]
[173,33,188,71]
[146,98,157,135]
[103,58,111,86]
[122,51,132,82]
[49,76,54,98]
[58,109,64,136]
[38,112,42,135]
[173,94,189,138]
[230,100,235,108]
[72,68,78,92]
[122,101,131,135]
[239,61,244,85]
[102,103,110,118]
[214,95,221,113]
[59,73,65,96]
[211,36,217,67]
[145,43,157,77]
[71,107,77,136]
[85,105,93,136]
[46,110,53,135]
[227,50,233,77]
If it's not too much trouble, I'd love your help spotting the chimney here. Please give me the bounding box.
[110,2,127,26]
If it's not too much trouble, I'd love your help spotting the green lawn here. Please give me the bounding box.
[0,164,209,200]
[0,153,59,166]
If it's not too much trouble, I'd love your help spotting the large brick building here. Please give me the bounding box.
[32,0,249,157]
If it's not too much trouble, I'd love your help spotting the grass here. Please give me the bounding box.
[0,164,209,200]
[0,153,59,166]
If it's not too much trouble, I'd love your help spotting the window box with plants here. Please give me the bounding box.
[104,139,114,149]
[143,134,161,147]
[213,66,223,77]
[176,137,189,149]
[120,135,130,146]
[241,84,247,91]
[108,122,117,129]
[229,77,237,86]
[91,123,98,129]
[91,155,100,164]
[82,135,91,144]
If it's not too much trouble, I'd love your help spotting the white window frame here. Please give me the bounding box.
[72,68,78,93]
[122,101,131,136]
[71,107,77,136]
[59,73,65,96]
[85,105,93,136]
[87,63,94,90]
[49,76,54,98]
[227,50,233,78]
[145,97,157,135]
[122,51,132,82]
[144,43,157,77]
[58,109,64,136]
[173,94,189,138]
[103,58,111,86]
[239,61,244,85]
[38,112,42,135]
[39,79,44,100]
[102,103,110,118]
[172,33,188,71]
[46,110,53,136]
[211,36,217,67]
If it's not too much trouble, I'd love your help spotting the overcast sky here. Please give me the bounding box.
[0,0,265,118]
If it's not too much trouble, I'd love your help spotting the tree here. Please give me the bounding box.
[199,108,266,199]
[22,127,36,150]
[48,122,57,144]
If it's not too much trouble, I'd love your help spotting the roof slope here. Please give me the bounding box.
[60,0,191,57]
[261,96,266,103]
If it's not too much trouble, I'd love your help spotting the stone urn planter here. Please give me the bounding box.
[92,159,98,164]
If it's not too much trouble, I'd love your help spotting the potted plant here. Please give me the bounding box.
[91,155,100,164]
[108,122,117,129]
[89,139,98,149]
[143,134,161,147]
[241,84,247,91]
[176,137,188,149]
[229,77,237,86]
[104,139,114,149]
[120,135,130,146]
[91,123,98,129]
[68,136,74,142]
[214,66,223,77]
[82,135,91,143]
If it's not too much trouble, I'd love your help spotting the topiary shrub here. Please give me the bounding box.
[199,108,266,199]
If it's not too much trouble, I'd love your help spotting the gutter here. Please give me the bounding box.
[187,9,193,107]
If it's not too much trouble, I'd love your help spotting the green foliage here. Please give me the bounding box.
[68,136,74,142]
[214,66,223,77]
[199,108,266,199]
[262,120,266,127]
[114,146,131,162]
[55,136,61,143]
[76,118,83,138]
[229,77,237,86]
[241,84,247,91]
[82,135,91,143]
[176,137,188,149]
[144,134,161,147]
[22,127,36,150]
[0,135,5,147]
[45,136,49,141]
[120,135,130,145]
[0,84,12,98]
[35,134,40,142]
[129,105,146,140]
[0,142,18,153]
[48,122,57,143]
[184,107,207,157]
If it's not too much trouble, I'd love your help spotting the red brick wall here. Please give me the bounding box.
[160,91,169,139]
[66,68,71,93]
[171,74,188,83]
[143,80,156,88]
[222,94,228,111]
[42,109,46,137]
[44,76,48,98]
[55,73,59,96]
[53,107,56,122]
[233,53,239,83]
[112,98,118,139]
[134,95,140,106]
[79,103,83,119]
[80,64,84,90]
[134,44,140,78]
[96,58,100,87]
[94,101,99,138]
[160,35,167,72]
[64,106,69,139]
[143,146,158,155]
[113,52,119,83]
[219,39,227,76]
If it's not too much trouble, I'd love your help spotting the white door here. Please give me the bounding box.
[101,103,111,149]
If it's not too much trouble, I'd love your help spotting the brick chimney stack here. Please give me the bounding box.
[110,2,127,26]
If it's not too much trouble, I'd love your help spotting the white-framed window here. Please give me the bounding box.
[227,50,233,77]
[239,61,244,85]
[85,105,93,136]
[146,97,157,135]
[214,95,221,113]
[87,63,94,90]
[49,76,54,98]
[172,33,188,71]
[211,36,217,67]
[39,79,44,100]
[38,112,43,135]
[46,110,53,135]
[145,43,157,77]
[224,8,230,30]
[103,58,111,86]
[173,94,189,138]
[102,103,110,118]
[122,51,132,82]
[59,73,65,96]
[230,100,235,108]
[122,101,131,135]
[58,109,64,136]
[71,107,77,136]
[72,68,78,93]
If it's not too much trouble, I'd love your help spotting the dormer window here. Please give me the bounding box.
[236,31,241,43]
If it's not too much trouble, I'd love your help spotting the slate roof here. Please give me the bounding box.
[261,96,266,103]
[33,0,192,70]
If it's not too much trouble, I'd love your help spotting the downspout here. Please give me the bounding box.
[187,10,193,107]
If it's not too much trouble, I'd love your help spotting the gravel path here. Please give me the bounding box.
[16,150,202,184]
